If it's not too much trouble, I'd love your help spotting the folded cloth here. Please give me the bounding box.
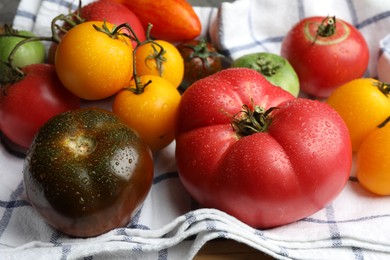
[2,0,390,259]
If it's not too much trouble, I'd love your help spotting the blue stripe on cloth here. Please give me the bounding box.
[14,10,37,22]
[346,0,359,25]
[158,248,168,260]
[49,229,63,246]
[0,199,29,208]
[49,229,73,260]
[132,244,143,252]
[0,181,25,238]
[206,219,216,231]
[352,246,365,260]
[325,204,342,247]
[303,213,390,224]
[355,10,390,29]
[60,244,71,260]
[297,0,305,20]
[185,211,197,226]
[44,0,78,10]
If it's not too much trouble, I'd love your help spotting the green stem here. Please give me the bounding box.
[313,16,336,44]
[231,101,278,137]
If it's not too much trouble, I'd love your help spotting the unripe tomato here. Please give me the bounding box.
[0,30,45,68]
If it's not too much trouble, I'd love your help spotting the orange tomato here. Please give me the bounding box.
[55,21,133,100]
[326,78,390,151]
[357,121,390,195]
[112,75,181,151]
[135,40,184,88]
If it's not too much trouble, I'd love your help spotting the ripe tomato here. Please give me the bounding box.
[356,120,390,195]
[111,0,201,42]
[0,64,80,153]
[175,68,352,228]
[112,75,181,152]
[326,78,390,152]
[0,29,45,68]
[79,0,146,48]
[135,40,184,88]
[55,21,133,100]
[23,107,154,237]
[281,16,369,98]
[231,52,300,97]
[176,39,223,91]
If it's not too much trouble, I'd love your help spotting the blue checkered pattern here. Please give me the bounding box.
[3,0,390,259]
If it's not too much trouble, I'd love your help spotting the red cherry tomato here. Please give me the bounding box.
[281,16,369,98]
[0,64,80,152]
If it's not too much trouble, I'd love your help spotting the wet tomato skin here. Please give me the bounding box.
[0,63,80,152]
[23,107,154,237]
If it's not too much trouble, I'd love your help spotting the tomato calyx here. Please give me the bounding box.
[182,38,222,70]
[251,56,282,77]
[313,16,336,43]
[231,101,278,137]
[104,22,167,95]
[374,81,390,97]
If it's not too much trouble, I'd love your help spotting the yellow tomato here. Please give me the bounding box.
[55,21,133,100]
[112,75,181,151]
[135,40,184,88]
[326,78,390,151]
[357,122,390,195]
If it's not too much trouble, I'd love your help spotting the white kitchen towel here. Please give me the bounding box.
[3,0,390,259]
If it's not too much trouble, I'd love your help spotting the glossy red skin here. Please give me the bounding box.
[281,16,369,98]
[0,64,80,150]
[112,0,201,42]
[80,0,146,48]
[175,68,352,228]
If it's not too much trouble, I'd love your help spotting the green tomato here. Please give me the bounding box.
[231,52,300,97]
[0,30,46,67]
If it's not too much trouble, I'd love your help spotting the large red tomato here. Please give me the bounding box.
[281,16,369,98]
[175,68,352,228]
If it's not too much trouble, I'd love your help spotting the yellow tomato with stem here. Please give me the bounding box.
[135,40,184,88]
[112,75,181,152]
[357,119,390,195]
[326,78,390,152]
[55,21,133,100]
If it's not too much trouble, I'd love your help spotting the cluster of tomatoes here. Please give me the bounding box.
[1,0,389,238]
[0,0,221,238]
